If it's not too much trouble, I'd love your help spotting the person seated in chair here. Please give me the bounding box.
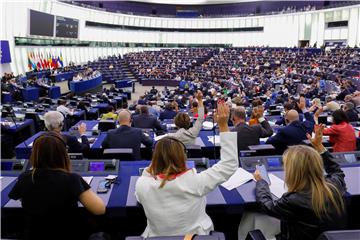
[321,109,356,152]
[231,106,273,151]
[254,125,346,240]
[56,99,74,117]
[167,91,204,145]
[266,97,315,154]
[159,102,178,121]
[101,105,118,120]
[102,109,153,160]
[135,101,238,237]
[8,131,105,240]
[343,102,359,122]
[132,105,164,133]
[43,111,90,154]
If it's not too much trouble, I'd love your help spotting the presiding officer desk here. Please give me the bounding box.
[69,74,103,94]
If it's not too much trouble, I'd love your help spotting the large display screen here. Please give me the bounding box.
[56,16,79,38]
[29,9,54,37]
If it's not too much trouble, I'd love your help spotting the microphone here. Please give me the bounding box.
[211,108,217,161]
[3,105,31,149]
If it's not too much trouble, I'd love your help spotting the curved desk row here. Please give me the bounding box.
[69,75,103,94]
[1,160,360,217]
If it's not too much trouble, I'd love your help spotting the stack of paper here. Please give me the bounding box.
[221,168,254,190]
[203,121,216,130]
[268,174,287,198]
[207,135,220,145]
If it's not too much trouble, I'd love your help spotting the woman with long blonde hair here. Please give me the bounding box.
[254,124,347,240]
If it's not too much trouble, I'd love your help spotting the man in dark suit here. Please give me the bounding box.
[132,105,165,133]
[159,103,177,121]
[231,106,273,151]
[266,97,315,154]
[43,111,90,154]
[275,102,305,126]
[102,109,153,160]
[343,102,359,122]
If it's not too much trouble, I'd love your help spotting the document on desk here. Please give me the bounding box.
[82,176,93,185]
[269,174,287,198]
[154,134,168,141]
[166,123,176,129]
[221,168,254,191]
[207,135,220,145]
[92,124,98,131]
[202,121,216,130]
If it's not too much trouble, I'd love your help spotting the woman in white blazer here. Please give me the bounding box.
[166,91,205,145]
[135,102,238,237]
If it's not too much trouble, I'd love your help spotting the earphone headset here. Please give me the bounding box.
[33,131,67,149]
[155,136,188,155]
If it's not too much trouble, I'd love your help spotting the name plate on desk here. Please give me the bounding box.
[71,160,119,175]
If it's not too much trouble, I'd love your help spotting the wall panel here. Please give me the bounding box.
[1,0,359,74]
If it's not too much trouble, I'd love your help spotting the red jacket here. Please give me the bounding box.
[323,122,356,152]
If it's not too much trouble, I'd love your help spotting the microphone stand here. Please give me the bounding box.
[4,105,31,150]
[212,108,217,161]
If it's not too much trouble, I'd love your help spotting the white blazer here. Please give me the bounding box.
[135,132,238,237]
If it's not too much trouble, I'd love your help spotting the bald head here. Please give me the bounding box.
[286,110,299,124]
[118,110,131,126]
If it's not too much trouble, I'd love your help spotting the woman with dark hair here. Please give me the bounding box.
[323,109,356,152]
[167,91,205,145]
[135,102,238,237]
[8,132,105,240]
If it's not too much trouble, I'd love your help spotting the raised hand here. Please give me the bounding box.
[195,90,203,101]
[297,96,306,111]
[214,102,229,132]
[256,106,264,118]
[314,107,323,119]
[306,124,326,153]
[253,169,262,182]
[195,90,203,107]
[78,123,87,135]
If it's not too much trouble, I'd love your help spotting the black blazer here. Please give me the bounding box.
[346,109,359,122]
[256,151,347,240]
[101,125,153,160]
[63,134,90,154]
[232,120,273,151]
[159,110,177,121]
[132,114,164,131]
[267,112,314,154]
